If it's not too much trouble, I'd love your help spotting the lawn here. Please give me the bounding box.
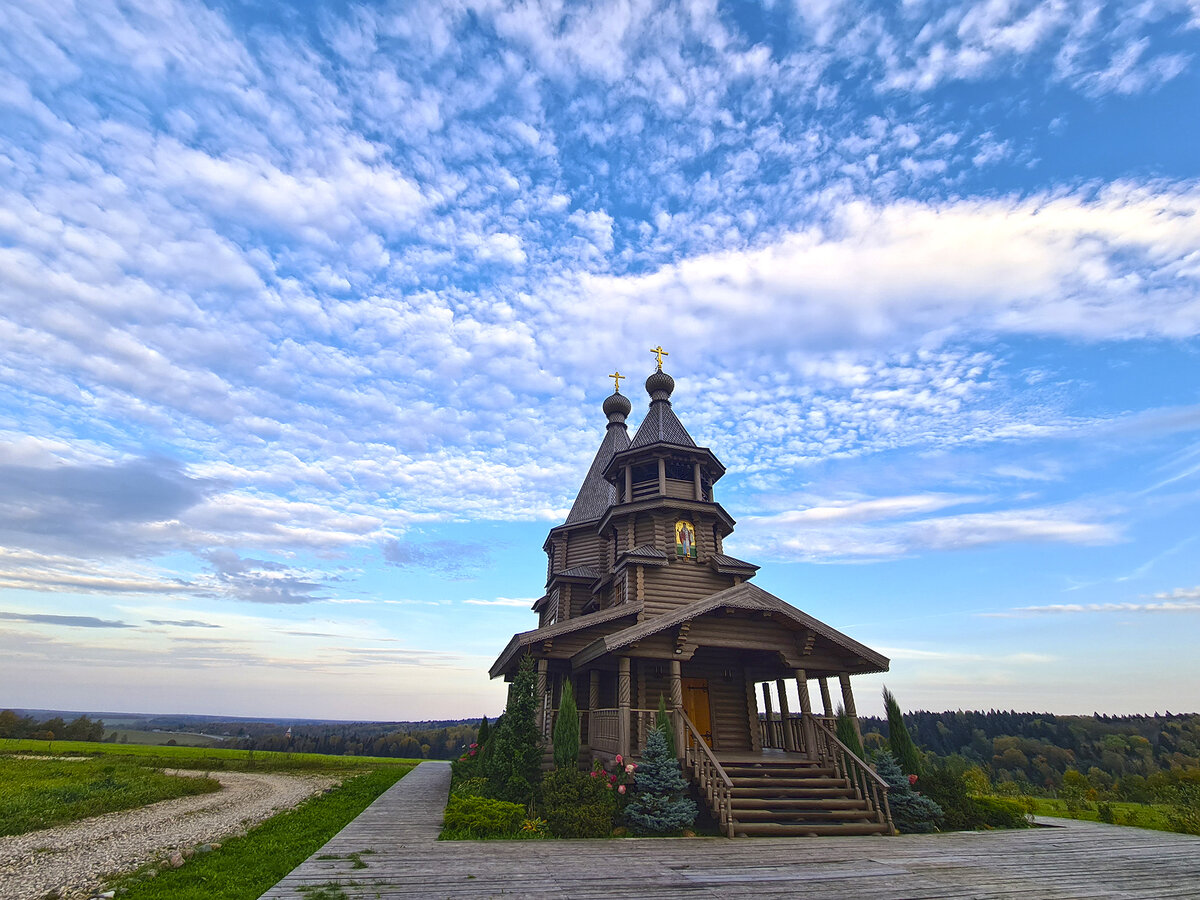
[1023,796,1174,832]
[0,756,220,836]
[106,765,415,900]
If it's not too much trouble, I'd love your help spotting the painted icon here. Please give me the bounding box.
[675,520,696,559]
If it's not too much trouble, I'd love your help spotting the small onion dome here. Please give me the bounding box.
[603,390,632,423]
[645,369,675,402]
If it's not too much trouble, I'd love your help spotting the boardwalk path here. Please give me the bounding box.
[261,761,1200,900]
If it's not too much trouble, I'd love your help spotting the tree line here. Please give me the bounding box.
[0,710,106,742]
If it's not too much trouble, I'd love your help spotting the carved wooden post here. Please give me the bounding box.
[618,656,631,760]
[761,682,775,748]
[670,659,684,758]
[536,659,549,739]
[624,465,632,502]
[794,668,816,757]
[745,677,762,752]
[839,673,862,745]
[589,669,601,709]
[693,462,703,500]
[775,678,795,752]
[819,677,834,718]
[657,458,666,495]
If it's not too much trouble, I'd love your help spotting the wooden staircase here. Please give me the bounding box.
[721,757,891,836]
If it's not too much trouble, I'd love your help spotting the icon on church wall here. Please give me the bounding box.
[675,520,696,559]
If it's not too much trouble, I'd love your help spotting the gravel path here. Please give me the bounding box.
[0,769,339,900]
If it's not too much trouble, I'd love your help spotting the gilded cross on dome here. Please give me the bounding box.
[609,370,626,392]
[650,345,669,370]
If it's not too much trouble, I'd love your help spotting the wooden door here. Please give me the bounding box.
[682,677,713,747]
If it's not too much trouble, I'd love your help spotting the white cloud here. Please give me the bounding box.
[463,597,538,607]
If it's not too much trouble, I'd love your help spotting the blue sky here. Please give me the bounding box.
[1,0,1197,721]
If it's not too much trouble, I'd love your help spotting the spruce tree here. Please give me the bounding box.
[553,679,580,769]
[623,727,697,834]
[476,715,490,747]
[874,751,943,833]
[656,692,676,758]
[484,654,543,805]
[883,687,924,776]
[835,704,865,759]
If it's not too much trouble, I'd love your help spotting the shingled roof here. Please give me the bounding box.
[564,405,631,525]
[629,399,696,448]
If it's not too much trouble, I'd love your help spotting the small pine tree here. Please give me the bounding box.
[883,687,923,776]
[874,751,943,833]
[484,655,543,805]
[623,727,697,834]
[553,680,580,769]
[476,715,490,748]
[835,704,865,759]
[655,692,675,758]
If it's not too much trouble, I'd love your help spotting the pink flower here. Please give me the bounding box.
[625,763,635,774]
[609,774,617,783]
[615,754,623,764]
[908,774,918,786]
[590,770,598,778]
[618,784,626,795]
[605,783,613,790]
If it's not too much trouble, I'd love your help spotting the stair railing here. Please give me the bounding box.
[677,709,735,838]
[810,717,894,833]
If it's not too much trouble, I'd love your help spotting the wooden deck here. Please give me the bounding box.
[261,761,1200,899]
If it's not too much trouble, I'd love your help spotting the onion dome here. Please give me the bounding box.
[645,369,675,402]
[603,390,632,423]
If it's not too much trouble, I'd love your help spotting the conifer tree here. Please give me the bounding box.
[553,679,580,769]
[884,687,924,776]
[656,692,675,758]
[835,704,865,759]
[484,654,542,805]
[623,727,697,834]
[476,715,490,747]
[874,751,943,833]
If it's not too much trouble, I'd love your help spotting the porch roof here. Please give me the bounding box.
[570,581,889,674]
[488,602,642,678]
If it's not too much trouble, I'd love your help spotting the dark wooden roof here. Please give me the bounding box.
[630,399,696,449]
[622,544,668,563]
[565,419,630,525]
[570,582,890,673]
[489,603,642,678]
[708,552,760,575]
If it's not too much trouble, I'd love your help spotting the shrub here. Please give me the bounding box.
[623,727,697,835]
[442,796,525,838]
[874,751,943,833]
[972,796,1030,828]
[883,687,923,777]
[553,680,580,770]
[835,705,864,760]
[449,777,489,799]
[484,655,543,806]
[539,768,617,837]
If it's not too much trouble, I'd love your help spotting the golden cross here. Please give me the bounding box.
[650,345,669,370]
[609,370,625,392]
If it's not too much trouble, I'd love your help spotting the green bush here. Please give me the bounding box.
[442,796,525,838]
[538,768,616,837]
[623,727,697,835]
[553,680,580,770]
[449,776,489,799]
[972,796,1030,828]
[484,655,543,806]
[874,751,943,833]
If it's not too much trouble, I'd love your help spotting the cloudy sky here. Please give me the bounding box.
[1,0,1197,722]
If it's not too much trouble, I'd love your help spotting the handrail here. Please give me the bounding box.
[679,710,732,788]
[811,718,889,789]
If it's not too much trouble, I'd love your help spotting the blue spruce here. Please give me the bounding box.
[623,726,697,835]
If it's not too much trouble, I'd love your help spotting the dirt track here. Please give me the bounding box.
[0,769,337,900]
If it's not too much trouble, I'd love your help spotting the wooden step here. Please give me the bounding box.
[730,786,856,799]
[729,775,850,789]
[734,821,891,837]
[730,797,870,811]
[732,807,879,822]
[723,764,836,778]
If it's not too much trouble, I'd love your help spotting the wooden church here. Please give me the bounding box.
[490,352,894,836]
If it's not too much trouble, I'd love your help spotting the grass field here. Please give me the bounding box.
[106,765,415,900]
[105,728,225,747]
[0,756,221,836]
[0,738,414,773]
[1024,797,1174,832]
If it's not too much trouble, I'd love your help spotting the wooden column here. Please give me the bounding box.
[794,668,816,756]
[839,673,862,745]
[775,678,795,751]
[744,676,762,752]
[693,462,702,500]
[670,659,684,759]
[657,458,666,495]
[819,677,834,718]
[536,659,549,739]
[760,682,774,748]
[589,669,601,709]
[624,465,632,502]
[618,656,631,759]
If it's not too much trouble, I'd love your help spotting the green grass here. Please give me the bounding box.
[0,756,221,836]
[0,738,416,774]
[1024,797,1174,831]
[106,765,414,900]
[105,729,224,747]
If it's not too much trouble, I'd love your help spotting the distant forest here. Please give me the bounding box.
[861,710,1200,799]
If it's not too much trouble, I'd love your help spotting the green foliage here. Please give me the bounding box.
[883,687,923,776]
[539,768,617,837]
[874,751,943,833]
[448,777,489,799]
[1157,770,1200,835]
[484,655,543,805]
[656,693,675,758]
[917,766,1028,830]
[971,796,1031,828]
[623,727,697,835]
[553,680,580,770]
[476,716,490,748]
[442,796,526,838]
[0,757,219,836]
[108,766,412,900]
[835,705,864,759]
